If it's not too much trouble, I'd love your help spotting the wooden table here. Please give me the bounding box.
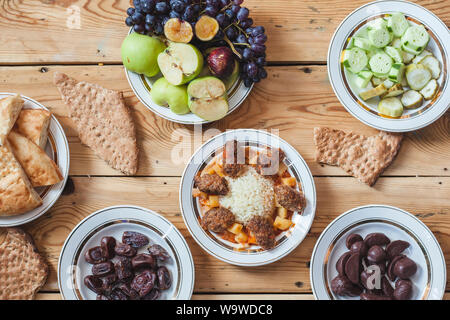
[1,0,448,300]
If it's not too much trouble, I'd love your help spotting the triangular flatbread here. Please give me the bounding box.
[14,109,51,149]
[8,131,63,187]
[53,72,138,175]
[0,141,42,216]
[314,127,403,186]
[0,94,24,146]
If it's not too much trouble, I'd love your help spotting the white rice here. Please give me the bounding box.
[219,167,275,224]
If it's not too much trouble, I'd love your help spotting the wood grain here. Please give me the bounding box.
[0,65,448,177]
[22,176,450,293]
[0,0,448,64]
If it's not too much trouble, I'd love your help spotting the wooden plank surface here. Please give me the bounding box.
[23,176,450,293]
[0,65,448,177]
[0,0,449,64]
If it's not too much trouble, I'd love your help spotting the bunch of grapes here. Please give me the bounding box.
[125,0,268,87]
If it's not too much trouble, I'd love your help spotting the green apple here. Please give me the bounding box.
[121,33,166,77]
[150,77,190,115]
[187,76,229,121]
[157,42,204,86]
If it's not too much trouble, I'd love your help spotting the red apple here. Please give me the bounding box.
[207,47,236,78]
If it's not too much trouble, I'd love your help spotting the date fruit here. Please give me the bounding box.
[367,245,386,264]
[148,244,171,261]
[131,270,157,297]
[331,275,361,296]
[393,257,417,279]
[364,233,390,247]
[132,253,156,270]
[84,275,103,294]
[386,240,410,260]
[92,261,115,277]
[84,246,106,264]
[114,242,137,257]
[157,266,172,290]
[336,252,352,275]
[101,236,116,259]
[346,233,363,249]
[122,231,149,248]
[115,256,134,280]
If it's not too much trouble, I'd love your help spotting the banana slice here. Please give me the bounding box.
[419,79,438,100]
[401,90,423,109]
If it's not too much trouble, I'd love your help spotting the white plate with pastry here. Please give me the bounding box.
[0,93,69,227]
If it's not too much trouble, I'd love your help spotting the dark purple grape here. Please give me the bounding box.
[251,26,265,36]
[125,17,134,26]
[220,0,230,7]
[206,0,220,8]
[252,75,260,83]
[131,12,144,24]
[145,23,153,32]
[256,57,266,66]
[225,8,235,19]
[242,48,253,60]
[146,14,156,25]
[216,13,229,27]
[245,61,258,78]
[243,78,253,87]
[193,4,201,12]
[258,68,268,79]
[225,27,237,40]
[171,0,185,13]
[182,0,192,4]
[133,0,141,6]
[251,44,266,55]
[236,7,249,21]
[254,34,267,44]
[154,22,163,35]
[214,29,225,40]
[248,37,255,45]
[183,7,195,22]
[204,5,218,16]
[141,0,155,13]
[235,34,247,44]
[233,0,243,5]
[155,2,169,13]
[240,18,253,28]
[127,7,136,16]
[231,4,240,14]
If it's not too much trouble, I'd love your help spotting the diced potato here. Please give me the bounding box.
[277,207,288,219]
[248,233,257,244]
[236,243,250,250]
[281,177,296,187]
[207,167,216,175]
[212,164,224,177]
[235,232,248,244]
[277,162,287,175]
[192,188,206,198]
[273,216,293,231]
[227,223,243,235]
[208,195,220,208]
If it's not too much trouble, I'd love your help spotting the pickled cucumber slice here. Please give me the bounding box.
[420,56,440,79]
[384,46,403,63]
[387,12,409,37]
[378,97,404,117]
[355,70,373,88]
[401,25,429,54]
[405,64,431,90]
[401,90,423,109]
[412,50,432,64]
[360,83,388,101]
[353,37,373,51]
[419,79,438,100]
[381,83,404,98]
[368,25,392,48]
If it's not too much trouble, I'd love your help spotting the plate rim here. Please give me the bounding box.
[57,205,195,300]
[327,0,450,132]
[310,204,447,300]
[0,92,70,227]
[179,128,317,266]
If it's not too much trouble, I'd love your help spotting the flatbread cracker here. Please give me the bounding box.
[0,94,24,146]
[8,131,63,187]
[53,72,138,175]
[0,228,49,300]
[14,109,51,149]
[313,127,403,186]
[0,141,42,216]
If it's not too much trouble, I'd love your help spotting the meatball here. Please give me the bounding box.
[194,174,229,195]
[247,216,276,250]
[222,140,245,178]
[274,185,305,212]
[256,148,285,177]
[201,207,235,233]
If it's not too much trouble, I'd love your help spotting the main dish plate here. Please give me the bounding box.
[58,205,194,300]
[0,93,69,227]
[180,129,316,266]
[328,0,450,132]
[310,205,446,300]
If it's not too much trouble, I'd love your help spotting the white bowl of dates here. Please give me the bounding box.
[328,0,449,132]
[58,205,194,300]
[180,129,316,266]
[310,205,446,300]
[122,0,268,124]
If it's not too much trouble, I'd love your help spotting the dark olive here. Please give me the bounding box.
[350,241,368,257]
[157,266,172,290]
[367,245,387,264]
[131,270,157,297]
[114,242,137,257]
[336,252,352,275]
[386,240,410,260]
[122,231,149,248]
[330,275,361,297]
[84,275,103,294]
[92,261,115,277]
[344,253,361,284]
[393,257,417,279]
[131,253,156,270]
[148,244,171,261]
[346,233,363,250]
[360,293,392,300]
[100,236,116,259]
[84,246,106,264]
[364,233,390,247]
[394,279,413,300]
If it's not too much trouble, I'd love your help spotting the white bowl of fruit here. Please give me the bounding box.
[328,1,449,132]
[121,0,268,124]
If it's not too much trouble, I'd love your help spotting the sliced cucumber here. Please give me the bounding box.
[420,56,440,79]
[367,18,388,30]
[347,37,355,49]
[391,38,402,49]
[378,97,404,117]
[402,43,422,56]
[387,12,409,37]
[342,48,368,73]
[360,83,388,101]
[353,37,373,51]
[369,52,393,74]
[412,49,432,64]
[373,72,389,79]
[381,83,404,98]
[368,26,392,48]
[405,64,432,90]
[401,90,423,109]
[388,63,405,83]
[419,79,438,100]
[384,46,403,63]
[401,50,415,64]
[401,25,429,54]
[355,70,373,88]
